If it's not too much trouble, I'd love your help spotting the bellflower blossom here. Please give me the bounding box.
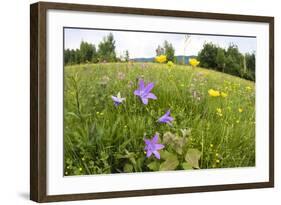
[144,134,165,159]
[158,110,174,125]
[134,79,157,105]
[111,92,125,106]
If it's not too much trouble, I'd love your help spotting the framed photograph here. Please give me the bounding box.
[30,1,274,202]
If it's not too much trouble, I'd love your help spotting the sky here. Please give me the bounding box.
[64,28,256,59]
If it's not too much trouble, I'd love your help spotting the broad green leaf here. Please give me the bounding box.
[173,137,186,155]
[162,132,187,155]
[123,163,133,173]
[160,150,174,160]
[147,161,160,171]
[182,162,193,170]
[185,148,202,169]
[160,153,179,171]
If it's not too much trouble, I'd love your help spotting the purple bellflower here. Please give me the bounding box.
[111,92,125,106]
[144,134,165,159]
[158,110,174,125]
[134,79,157,105]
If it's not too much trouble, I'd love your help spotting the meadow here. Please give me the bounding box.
[64,62,255,176]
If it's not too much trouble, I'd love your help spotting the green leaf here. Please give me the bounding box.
[185,149,202,169]
[173,137,186,155]
[162,132,187,155]
[123,163,133,173]
[147,161,160,171]
[160,153,179,171]
[182,162,193,170]
[160,150,174,160]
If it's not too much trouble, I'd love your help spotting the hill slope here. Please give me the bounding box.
[63,62,255,175]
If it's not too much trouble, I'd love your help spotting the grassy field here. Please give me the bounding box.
[64,62,255,176]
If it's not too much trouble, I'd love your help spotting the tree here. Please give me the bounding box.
[245,52,256,80]
[216,48,226,72]
[64,49,71,65]
[155,41,175,62]
[79,41,93,62]
[163,40,175,62]
[125,50,130,62]
[98,33,117,62]
[74,49,82,64]
[91,45,98,63]
[156,45,165,56]
[225,44,244,76]
[197,43,218,68]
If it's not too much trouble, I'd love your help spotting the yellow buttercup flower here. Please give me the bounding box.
[238,108,243,113]
[167,61,174,67]
[221,92,228,97]
[208,89,220,97]
[189,58,200,67]
[155,55,167,63]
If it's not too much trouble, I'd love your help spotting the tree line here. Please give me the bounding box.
[197,43,255,81]
[155,41,255,81]
[64,33,130,65]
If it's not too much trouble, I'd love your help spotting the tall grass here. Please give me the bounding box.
[64,62,255,176]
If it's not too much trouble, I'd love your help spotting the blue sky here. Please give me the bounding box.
[64,28,256,59]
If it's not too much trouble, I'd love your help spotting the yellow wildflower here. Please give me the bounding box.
[210,144,214,148]
[208,89,220,97]
[189,58,200,67]
[221,92,228,97]
[79,167,83,171]
[246,86,252,91]
[216,108,223,117]
[216,159,220,163]
[167,61,174,67]
[238,108,243,113]
[155,55,167,63]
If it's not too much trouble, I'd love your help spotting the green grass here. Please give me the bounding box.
[63,62,255,176]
